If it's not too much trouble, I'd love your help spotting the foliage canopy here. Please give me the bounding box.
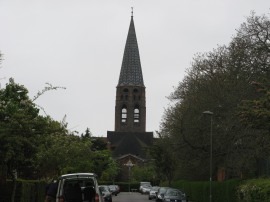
[157,11,270,180]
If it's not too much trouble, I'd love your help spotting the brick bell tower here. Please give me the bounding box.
[115,14,146,133]
[107,12,153,164]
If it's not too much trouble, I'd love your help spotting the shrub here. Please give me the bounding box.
[237,178,270,202]
[0,179,47,202]
[171,179,241,202]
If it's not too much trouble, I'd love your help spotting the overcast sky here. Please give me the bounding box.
[0,0,269,137]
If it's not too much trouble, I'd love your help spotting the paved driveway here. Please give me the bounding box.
[112,192,190,202]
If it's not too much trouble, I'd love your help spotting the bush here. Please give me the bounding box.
[171,179,241,202]
[0,179,47,202]
[237,178,270,202]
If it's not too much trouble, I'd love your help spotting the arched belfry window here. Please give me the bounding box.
[134,106,140,123]
[123,88,129,100]
[121,106,127,123]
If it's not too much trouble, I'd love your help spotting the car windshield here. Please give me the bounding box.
[141,182,150,185]
[64,179,94,188]
[109,185,116,190]
[100,186,109,192]
[166,189,182,197]
[151,186,159,191]
[159,187,168,193]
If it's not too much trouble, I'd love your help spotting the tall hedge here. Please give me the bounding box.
[171,179,241,202]
[237,178,270,202]
[0,180,47,202]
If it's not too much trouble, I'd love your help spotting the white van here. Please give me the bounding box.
[55,173,103,202]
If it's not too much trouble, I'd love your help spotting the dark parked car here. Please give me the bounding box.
[156,187,170,202]
[162,188,187,202]
[148,186,160,200]
[99,185,112,202]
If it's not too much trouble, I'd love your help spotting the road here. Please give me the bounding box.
[111,192,190,202]
[112,192,150,202]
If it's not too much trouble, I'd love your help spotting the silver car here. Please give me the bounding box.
[99,185,112,202]
[141,184,152,194]
[148,186,160,200]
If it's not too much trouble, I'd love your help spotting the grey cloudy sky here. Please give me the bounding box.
[0,0,269,136]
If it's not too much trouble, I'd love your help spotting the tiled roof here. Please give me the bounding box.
[118,16,144,87]
[107,131,153,158]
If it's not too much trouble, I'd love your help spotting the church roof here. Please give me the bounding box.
[117,16,145,87]
[107,131,153,158]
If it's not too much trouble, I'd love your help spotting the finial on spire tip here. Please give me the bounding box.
[131,7,133,17]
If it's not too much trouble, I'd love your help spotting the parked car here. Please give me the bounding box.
[139,181,151,193]
[99,185,112,202]
[141,184,152,194]
[148,186,160,200]
[156,187,170,202]
[115,185,120,194]
[108,185,120,196]
[55,172,103,202]
[162,188,187,202]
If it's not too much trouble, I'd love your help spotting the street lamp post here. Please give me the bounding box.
[124,159,135,193]
[203,110,213,202]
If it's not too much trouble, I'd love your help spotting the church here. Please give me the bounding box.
[107,12,153,180]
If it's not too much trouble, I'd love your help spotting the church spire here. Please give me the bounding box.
[117,13,144,87]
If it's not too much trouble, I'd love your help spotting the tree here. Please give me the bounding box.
[100,157,120,182]
[158,11,270,180]
[81,127,92,139]
[36,132,95,178]
[0,77,116,181]
[131,162,157,184]
[239,81,270,132]
[91,137,108,151]
[0,78,40,178]
[0,78,69,179]
[149,135,177,185]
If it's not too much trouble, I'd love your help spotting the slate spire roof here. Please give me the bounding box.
[117,16,145,87]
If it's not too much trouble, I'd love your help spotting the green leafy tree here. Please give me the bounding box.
[158,11,270,180]
[0,78,69,180]
[81,127,92,139]
[149,136,177,185]
[131,162,157,184]
[100,157,120,182]
[0,77,117,181]
[91,150,112,178]
[91,137,108,151]
[239,81,270,131]
[0,78,40,178]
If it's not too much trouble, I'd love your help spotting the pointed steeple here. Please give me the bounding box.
[118,15,144,87]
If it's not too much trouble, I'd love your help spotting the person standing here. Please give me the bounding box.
[45,181,58,202]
